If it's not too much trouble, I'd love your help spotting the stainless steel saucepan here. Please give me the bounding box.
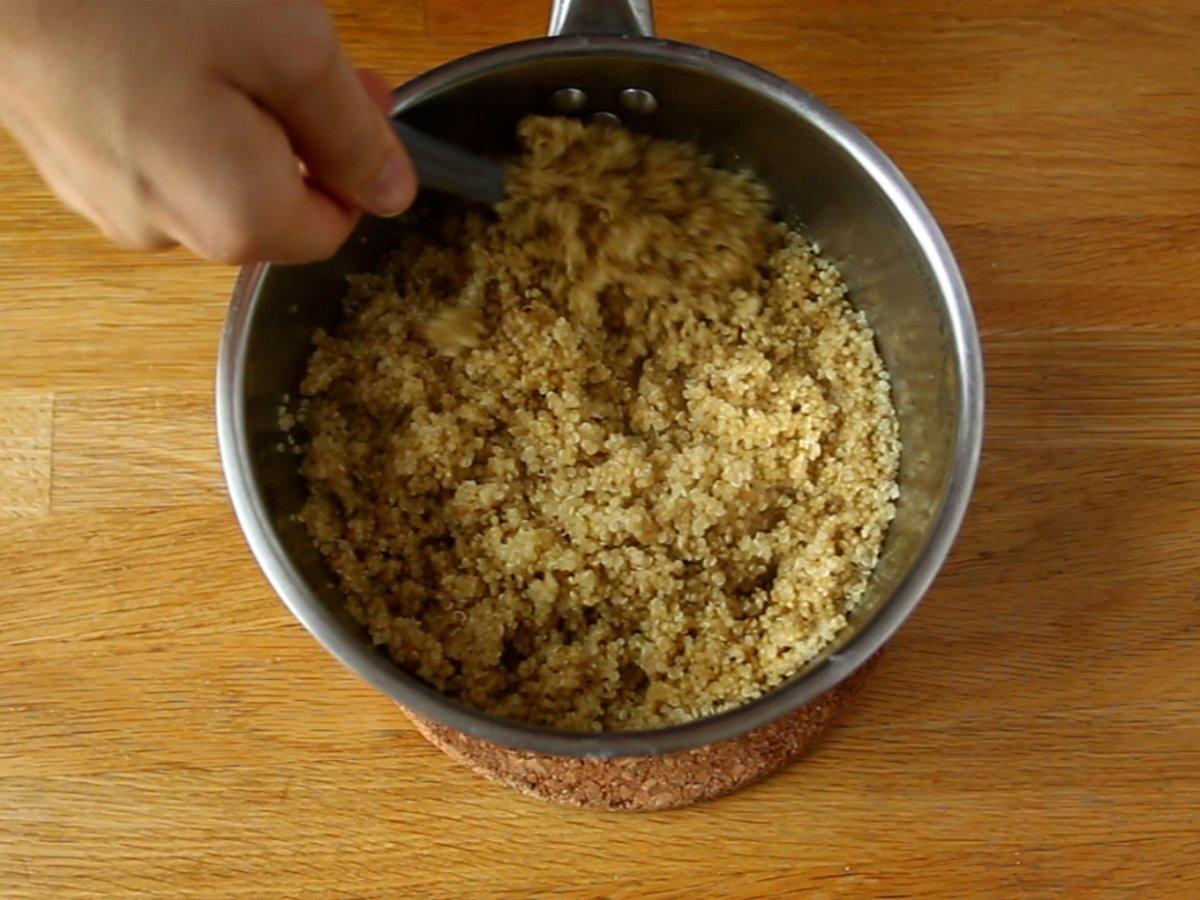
[217,0,984,757]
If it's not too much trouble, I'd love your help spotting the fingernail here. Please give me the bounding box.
[361,150,414,217]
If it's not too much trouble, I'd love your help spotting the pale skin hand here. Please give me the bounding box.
[0,0,416,264]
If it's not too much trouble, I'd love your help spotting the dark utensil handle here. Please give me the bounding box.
[391,121,506,205]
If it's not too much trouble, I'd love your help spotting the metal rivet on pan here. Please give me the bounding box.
[618,87,658,115]
[589,111,623,127]
[549,87,588,112]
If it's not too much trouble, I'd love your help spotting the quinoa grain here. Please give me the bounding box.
[294,116,900,731]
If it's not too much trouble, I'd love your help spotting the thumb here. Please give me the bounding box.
[246,51,415,217]
[355,67,395,115]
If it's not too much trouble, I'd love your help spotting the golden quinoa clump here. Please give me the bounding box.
[293,116,900,731]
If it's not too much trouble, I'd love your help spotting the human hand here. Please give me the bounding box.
[0,0,415,264]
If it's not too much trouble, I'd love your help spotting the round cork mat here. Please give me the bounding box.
[403,654,878,812]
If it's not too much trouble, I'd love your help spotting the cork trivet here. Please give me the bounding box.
[403,654,878,811]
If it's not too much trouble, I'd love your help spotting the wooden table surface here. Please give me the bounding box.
[2,1,1198,895]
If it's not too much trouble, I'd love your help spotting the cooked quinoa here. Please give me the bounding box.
[293,116,900,731]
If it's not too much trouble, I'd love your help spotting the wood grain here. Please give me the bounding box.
[2,0,1199,896]
[0,392,51,516]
